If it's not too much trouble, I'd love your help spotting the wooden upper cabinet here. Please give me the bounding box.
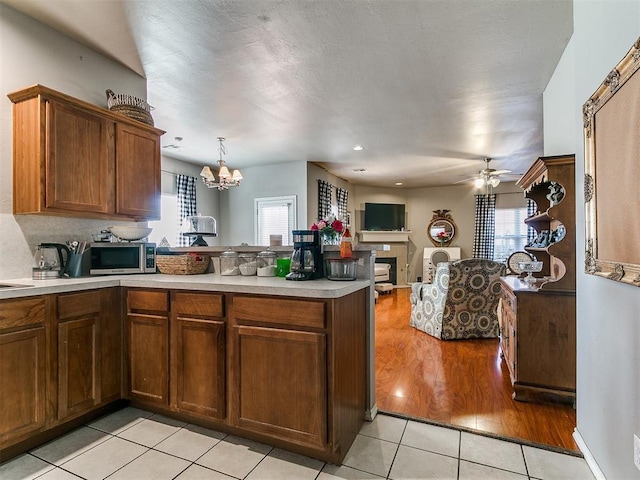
[116,123,160,219]
[8,85,164,221]
[47,99,112,213]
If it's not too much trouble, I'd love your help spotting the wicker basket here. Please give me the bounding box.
[106,89,155,126]
[156,254,210,275]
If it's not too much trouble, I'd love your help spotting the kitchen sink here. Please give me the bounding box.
[0,283,34,289]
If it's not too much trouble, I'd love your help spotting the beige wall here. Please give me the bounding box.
[354,182,525,282]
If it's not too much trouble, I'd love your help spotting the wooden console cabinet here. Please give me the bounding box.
[8,85,164,220]
[499,154,576,404]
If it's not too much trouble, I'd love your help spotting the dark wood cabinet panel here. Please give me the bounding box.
[171,292,226,419]
[46,100,111,213]
[0,297,47,447]
[57,317,99,420]
[100,288,122,402]
[115,123,160,219]
[173,318,226,418]
[234,325,327,449]
[128,314,169,406]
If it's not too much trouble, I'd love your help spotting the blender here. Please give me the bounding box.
[286,230,323,281]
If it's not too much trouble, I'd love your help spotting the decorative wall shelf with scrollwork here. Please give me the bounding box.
[517,154,575,292]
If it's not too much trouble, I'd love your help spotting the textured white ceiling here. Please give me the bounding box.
[2,0,573,188]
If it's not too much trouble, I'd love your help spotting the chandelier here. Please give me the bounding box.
[200,137,243,190]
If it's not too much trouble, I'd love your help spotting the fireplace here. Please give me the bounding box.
[375,258,397,285]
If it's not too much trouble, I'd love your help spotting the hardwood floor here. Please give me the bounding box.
[374,287,578,452]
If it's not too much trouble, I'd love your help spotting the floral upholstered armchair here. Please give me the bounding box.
[409,258,506,340]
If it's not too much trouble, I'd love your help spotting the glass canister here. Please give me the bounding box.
[257,248,277,277]
[238,252,257,276]
[220,248,239,276]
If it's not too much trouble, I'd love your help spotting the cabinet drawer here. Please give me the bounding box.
[0,297,46,330]
[173,292,224,318]
[500,288,516,312]
[234,296,325,329]
[127,290,168,314]
[57,290,101,320]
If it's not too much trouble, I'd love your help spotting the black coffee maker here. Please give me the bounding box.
[286,230,323,281]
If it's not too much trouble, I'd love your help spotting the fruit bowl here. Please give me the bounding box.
[108,226,153,241]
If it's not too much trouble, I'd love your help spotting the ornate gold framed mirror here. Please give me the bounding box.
[583,37,640,286]
[427,209,457,247]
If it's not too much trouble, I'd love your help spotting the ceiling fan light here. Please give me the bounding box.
[474,177,485,188]
[488,176,501,187]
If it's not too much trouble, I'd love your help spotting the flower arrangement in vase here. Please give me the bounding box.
[437,231,451,247]
[311,215,345,245]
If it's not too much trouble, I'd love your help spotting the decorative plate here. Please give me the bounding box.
[507,251,534,274]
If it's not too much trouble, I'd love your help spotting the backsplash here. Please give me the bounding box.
[0,214,145,280]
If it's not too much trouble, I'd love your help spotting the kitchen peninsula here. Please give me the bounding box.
[0,273,371,464]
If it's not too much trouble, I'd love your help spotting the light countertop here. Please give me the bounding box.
[0,274,371,300]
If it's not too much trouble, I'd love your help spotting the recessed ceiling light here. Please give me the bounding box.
[352,168,367,172]
[395,182,403,186]
[353,145,364,151]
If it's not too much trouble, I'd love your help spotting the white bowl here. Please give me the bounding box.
[108,226,153,241]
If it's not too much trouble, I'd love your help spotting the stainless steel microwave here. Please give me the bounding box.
[90,242,156,275]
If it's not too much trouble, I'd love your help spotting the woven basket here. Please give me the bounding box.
[156,254,210,275]
[106,89,155,126]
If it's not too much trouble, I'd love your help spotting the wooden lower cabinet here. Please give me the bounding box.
[499,277,576,404]
[56,288,123,421]
[231,291,366,462]
[235,325,327,448]
[127,289,169,406]
[0,297,48,448]
[171,292,226,419]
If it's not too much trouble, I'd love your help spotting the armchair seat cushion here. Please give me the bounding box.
[410,258,506,340]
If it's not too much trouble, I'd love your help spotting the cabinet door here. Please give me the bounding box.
[58,317,99,420]
[234,325,326,449]
[0,297,47,447]
[173,318,225,418]
[0,326,47,446]
[115,123,160,219]
[46,99,112,213]
[128,314,169,405]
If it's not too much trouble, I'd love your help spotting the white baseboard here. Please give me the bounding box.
[573,428,607,480]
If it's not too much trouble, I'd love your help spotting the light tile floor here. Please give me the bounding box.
[0,408,596,480]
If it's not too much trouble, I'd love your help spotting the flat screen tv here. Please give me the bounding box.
[364,203,406,231]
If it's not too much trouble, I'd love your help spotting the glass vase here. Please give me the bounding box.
[322,232,341,246]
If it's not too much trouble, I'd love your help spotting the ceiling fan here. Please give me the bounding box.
[455,157,515,188]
